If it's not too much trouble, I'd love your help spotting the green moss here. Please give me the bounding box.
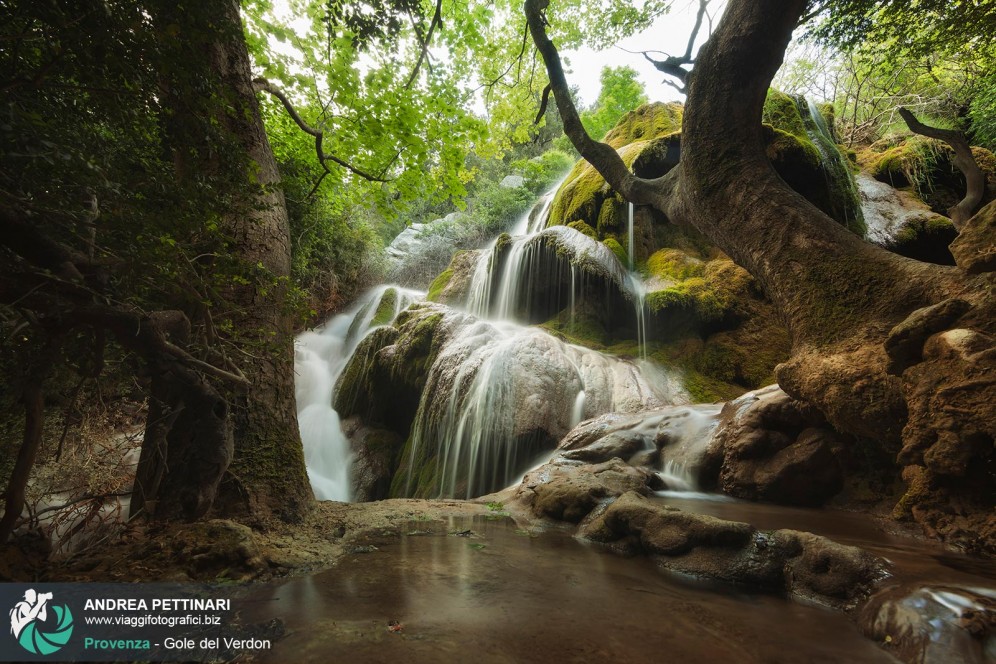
[549,160,610,228]
[371,288,398,325]
[596,197,621,235]
[426,269,452,302]
[765,126,821,170]
[539,309,608,348]
[645,248,704,281]
[603,102,683,148]
[602,236,627,265]
[762,89,808,139]
[646,277,725,322]
[550,103,681,228]
[566,220,597,239]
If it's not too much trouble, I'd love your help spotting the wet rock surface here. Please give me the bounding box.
[512,458,654,523]
[860,585,996,664]
[710,386,845,506]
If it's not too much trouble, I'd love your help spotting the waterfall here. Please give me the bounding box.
[793,96,864,232]
[295,285,423,501]
[396,312,687,499]
[627,202,635,272]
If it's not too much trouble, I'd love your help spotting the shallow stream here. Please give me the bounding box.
[242,499,996,663]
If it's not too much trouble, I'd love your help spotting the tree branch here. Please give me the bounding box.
[405,0,443,89]
[523,0,659,206]
[253,78,391,183]
[898,107,984,230]
[640,0,709,93]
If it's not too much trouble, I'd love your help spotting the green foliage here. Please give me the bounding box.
[581,66,650,141]
[970,70,996,149]
[805,1,996,147]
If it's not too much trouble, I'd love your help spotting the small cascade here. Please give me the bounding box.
[627,202,635,272]
[628,273,648,360]
[295,285,423,501]
[465,226,633,324]
[570,390,587,428]
[510,187,558,236]
[654,404,724,495]
[793,96,865,232]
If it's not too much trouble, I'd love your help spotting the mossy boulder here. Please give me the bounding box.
[334,303,450,437]
[602,236,627,266]
[426,249,478,305]
[567,220,597,238]
[369,288,397,327]
[762,89,809,139]
[603,101,683,148]
[885,214,958,265]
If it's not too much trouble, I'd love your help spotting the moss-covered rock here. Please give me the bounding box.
[602,101,683,149]
[426,269,452,302]
[567,220,597,239]
[885,214,958,265]
[426,249,480,305]
[631,132,681,179]
[369,288,397,327]
[602,236,627,266]
[762,89,809,139]
[645,248,705,283]
[334,303,450,437]
[861,136,996,216]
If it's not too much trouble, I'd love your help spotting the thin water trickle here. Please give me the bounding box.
[627,201,635,271]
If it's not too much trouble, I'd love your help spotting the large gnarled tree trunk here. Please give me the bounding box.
[526,0,995,551]
[147,0,312,524]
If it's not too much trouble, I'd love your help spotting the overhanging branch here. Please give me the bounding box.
[253,78,391,184]
[523,0,658,205]
[898,107,984,230]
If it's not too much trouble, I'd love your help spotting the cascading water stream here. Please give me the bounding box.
[399,314,686,498]
[295,285,422,500]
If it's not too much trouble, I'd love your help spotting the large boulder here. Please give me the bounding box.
[336,301,682,500]
[578,491,887,609]
[707,386,846,506]
[512,458,654,523]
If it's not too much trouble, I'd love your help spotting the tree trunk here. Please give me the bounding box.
[150,0,312,524]
[0,356,51,543]
[527,0,996,551]
[897,107,985,230]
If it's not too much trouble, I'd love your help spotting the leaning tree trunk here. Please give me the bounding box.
[149,0,312,524]
[527,0,996,551]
